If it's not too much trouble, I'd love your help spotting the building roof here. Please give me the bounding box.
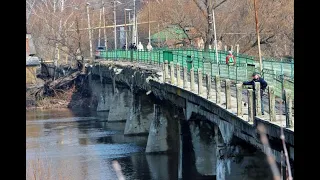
[26,56,40,66]
[151,26,187,40]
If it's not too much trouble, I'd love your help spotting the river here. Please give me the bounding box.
[26,108,274,180]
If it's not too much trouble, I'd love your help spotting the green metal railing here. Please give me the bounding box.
[98,49,294,99]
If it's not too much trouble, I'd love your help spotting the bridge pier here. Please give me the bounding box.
[146,103,180,153]
[96,83,113,112]
[108,87,132,122]
[189,120,217,176]
[124,92,153,135]
[215,125,229,180]
[180,117,200,179]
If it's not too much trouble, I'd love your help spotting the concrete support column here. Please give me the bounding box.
[124,93,153,135]
[146,103,180,180]
[215,75,221,104]
[236,84,242,116]
[214,125,227,180]
[198,69,203,95]
[190,68,195,92]
[268,86,276,122]
[108,88,133,121]
[164,60,169,82]
[176,63,182,87]
[206,73,212,99]
[284,89,293,128]
[225,79,231,109]
[247,89,254,122]
[254,82,261,116]
[146,104,169,153]
[170,62,175,85]
[96,83,113,112]
[183,67,188,89]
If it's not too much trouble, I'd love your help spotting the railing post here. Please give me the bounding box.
[190,68,195,92]
[224,45,227,51]
[183,67,188,89]
[225,79,231,109]
[164,60,170,83]
[215,75,221,104]
[236,44,239,55]
[254,82,262,116]
[170,62,175,85]
[176,63,182,87]
[247,89,254,122]
[268,86,276,122]
[162,62,166,82]
[198,69,203,95]
[284,89,293,128]
[236,84,242,116]
[206,73,212,99]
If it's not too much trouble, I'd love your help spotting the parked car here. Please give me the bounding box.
[95,46,106,59]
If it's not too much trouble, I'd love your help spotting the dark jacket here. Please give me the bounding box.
[243,77,268,91]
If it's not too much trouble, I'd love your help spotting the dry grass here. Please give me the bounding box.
[29,85,76,110]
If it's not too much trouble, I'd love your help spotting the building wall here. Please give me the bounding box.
[26,66,37,84]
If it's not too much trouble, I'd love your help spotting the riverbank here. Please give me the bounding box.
[26,72,95,111]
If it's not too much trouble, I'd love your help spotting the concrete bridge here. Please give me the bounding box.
[87,59,294,179]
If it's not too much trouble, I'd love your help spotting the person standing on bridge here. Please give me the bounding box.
[226,51,236,65]
[243,72,268,115]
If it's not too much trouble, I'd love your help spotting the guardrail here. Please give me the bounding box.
[97,49,294,99]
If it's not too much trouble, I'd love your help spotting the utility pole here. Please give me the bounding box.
[113,0,117,49]
[86,3,93,62]
[253,0,263,73]
[128,11,131,44]
[157,23,160,48]
[124,9,132,51]
[125,9,127,50]
[148,0,151,44]
[212,7,219,68]
[133,0,137,44]
[103,5,107,49]
[98,5,102,47]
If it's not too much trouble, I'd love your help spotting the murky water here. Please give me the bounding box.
[26,108,273,180]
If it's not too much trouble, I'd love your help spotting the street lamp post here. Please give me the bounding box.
[113,1,123,50]
[133,0,137,44]
[86,3,93,63]
[125,9,132,51]
[147,0,152,51]
[253,0,263,73]
[148,0,151,44]
[212,8,219,67]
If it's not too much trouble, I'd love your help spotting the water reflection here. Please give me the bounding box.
[27,108,275,180]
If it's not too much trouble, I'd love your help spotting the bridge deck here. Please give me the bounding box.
[97,60,294,132]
